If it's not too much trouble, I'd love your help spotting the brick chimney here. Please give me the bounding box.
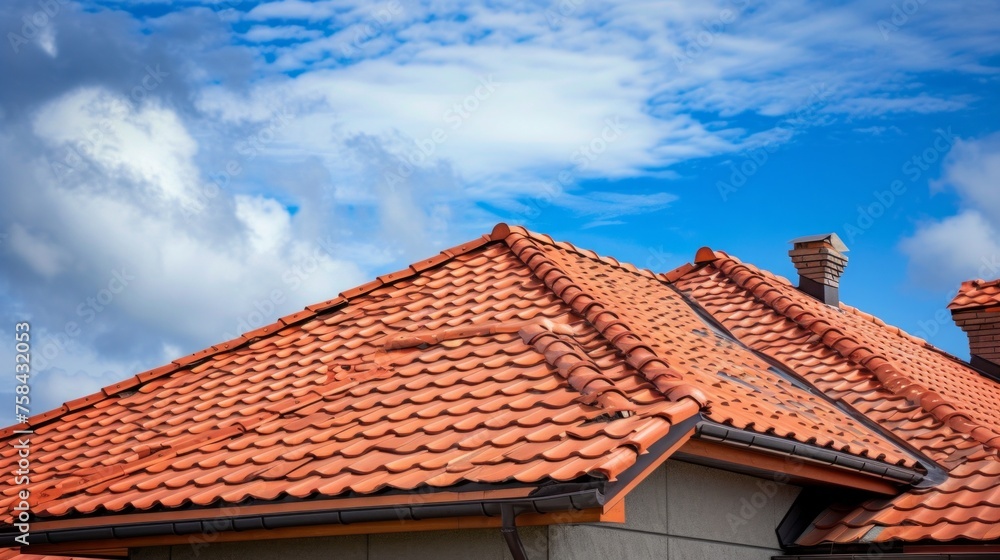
[949,279,1000,379]
[788,233,849,306]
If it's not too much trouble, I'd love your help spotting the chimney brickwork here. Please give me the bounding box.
[788,234,849,306]
[949,279,1000,375]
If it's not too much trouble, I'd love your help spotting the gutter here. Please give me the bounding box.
[0,485,603,551]
[694,423,926,485]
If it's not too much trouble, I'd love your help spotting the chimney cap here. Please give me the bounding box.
[788,233,849,253]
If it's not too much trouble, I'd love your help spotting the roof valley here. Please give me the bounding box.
[705,253,1000,455]
[664,278,946,480]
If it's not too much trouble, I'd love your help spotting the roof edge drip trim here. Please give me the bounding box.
[696,423,924,484]
[0,488,605,548]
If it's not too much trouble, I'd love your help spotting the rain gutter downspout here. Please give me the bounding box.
[500,504,528,560]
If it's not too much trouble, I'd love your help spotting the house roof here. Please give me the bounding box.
[949,279,1000,312]
[1,224,999,556]
[671,252,1000,544]
[0,226,708,521]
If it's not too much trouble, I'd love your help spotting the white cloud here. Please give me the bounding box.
[931,133,1000,224]
[902,133,1000,286]
[901,211,1000,283]
[0,86,371,419]
[234,194,293,254]
[38,24,57,57]
[33,87,202,208]
[245,1,346,21]
[853,125,903,136]
[207,1,1000,196]
[3,0,1000,424]
[825,94,974,117]
[242,25,322,42]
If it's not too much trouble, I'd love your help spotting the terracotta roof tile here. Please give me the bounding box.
[949,279,1000,311]
[0,551,97,560]
[516,235,914,467]
[0,230,707,530]
[672,252,1000,545]
[2,224,993,556]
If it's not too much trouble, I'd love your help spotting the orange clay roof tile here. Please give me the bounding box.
[0,226,713,531]
[0,552,97,560]
[949,279,1000,311]
[2,224,994,558]
[671,252,1000,545]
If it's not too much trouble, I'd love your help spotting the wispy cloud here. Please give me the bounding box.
[1,0,999,422]
[242,25,323,43]
[901,132,1000,287]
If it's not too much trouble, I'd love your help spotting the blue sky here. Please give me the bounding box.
[1,0,999,425]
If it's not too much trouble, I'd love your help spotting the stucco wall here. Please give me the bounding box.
[549,460,801,560]
[131,460,800,560]
[131,527,548,560]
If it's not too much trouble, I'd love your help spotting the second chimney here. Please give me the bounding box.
[949,279,1000,380]
[788,233,849,306]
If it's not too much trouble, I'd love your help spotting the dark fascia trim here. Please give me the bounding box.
[604,413,701,505]
[970,355,1000,383]
[781,537,1000,558]
[0,486,605,548]
[694,423,925,485]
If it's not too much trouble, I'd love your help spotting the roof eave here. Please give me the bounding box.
[6,483,607,555]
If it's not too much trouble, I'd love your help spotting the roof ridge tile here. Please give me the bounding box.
[519,324,636,413]
[711,254,1000,454]
[839,303,979,369]
[497,227,709,409]
[495,223,660,279]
